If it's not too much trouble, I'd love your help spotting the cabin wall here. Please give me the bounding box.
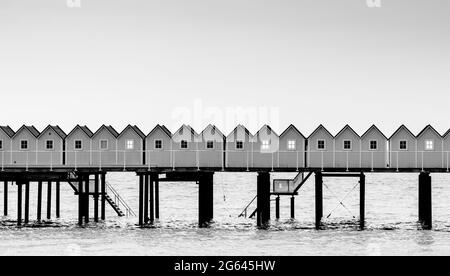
[278,134,305,169]
[198,141,224,168]
[417,132,443,169]
[361,132,388,169]
[334,133,361,168]
[66,131,92,166]
[37,129,64,166]
[226,140,253,168]
[146,130,172,168]
[11,132,38,166]
[117,131,144,166]
[92,131,117,166]
[308,134,334,168]
[389,131,417,169]
[0,133,12,166]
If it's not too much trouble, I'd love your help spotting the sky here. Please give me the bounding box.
[0,0,449,137]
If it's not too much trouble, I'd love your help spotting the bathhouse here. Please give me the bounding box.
[66,125,94,167]
[334,125,361,169]
[278,125,306,169]
[443,129,450,170]
[226,125,254,169]
[37,125,67,166]
[416,125,443,169]
[389,125,417,169]
[91,125,119,167]
[198,124,225,168]
[360,125,388,169]
[252,125,279,169]
[146,125,172,168]
[117,125,146,167]
[307,125,334,168]
[0,126,15,167]
[11,125,40,166]
[172,125,199,168]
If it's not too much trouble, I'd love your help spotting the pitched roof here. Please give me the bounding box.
[307,125,334,139]
[416,125,442,139]
[38,125,67,139]
[173,125,198,137]
[361,125,388,140]
[226,125,253,139]
[200,124,225,139]
[67,125,94,138]
[389,125,416,140]
[93,125,119,138]
[279,124,306,139]
[444,129,450,139]
[147,124,172,138]
[335,125,360,139]
[0,126,15,138]
[118,125,146,139]
[13,125,40,138]
[255,125,279,137]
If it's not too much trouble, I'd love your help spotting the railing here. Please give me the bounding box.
[1,149,450,171]
[105,182,136,217]
[238,195,257,218]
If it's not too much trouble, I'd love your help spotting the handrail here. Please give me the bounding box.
[238,195,257,218]
[105,182,136,217]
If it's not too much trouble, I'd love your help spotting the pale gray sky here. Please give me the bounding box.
[0,0,449,136]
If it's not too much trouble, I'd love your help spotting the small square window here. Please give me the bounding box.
[425,140,434,151]
[126,140,134,150]
[21,140,28,150]
[75,140,82,150]
[288,140,296,150]
[155,140,162,149]
[369,140,378,150]
[261,140,270,151]
[343,140,352,150]
[0,140,3,150]
[100,140,108,150]
[181,140,188,149]
[236,141,244,150]
[400,140,407,150]
[46,140,54,150]
[206,141,214,149]
[317,140,325,150]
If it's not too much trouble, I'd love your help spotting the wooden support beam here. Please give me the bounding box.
[155,174,160,219]
[419,172,432,230]
[275,196,280,219]
[24,182,30,224]
[290,196,295,219]
[37,181,42,222]
[138,174,144,226]
[199,172,214,227]
[101,173,106,221]
[360,172,365,230]
[3,181,7,216]
[17,182,22,226]
[47,181,52,220]
[56,181,60,218]
[94,174,99,222]
[256,172,270,228]
[84,175,89,223]
[315,171,323,230]
[78,175,83,226]
[150,174,154,223]
[144,174,149,224]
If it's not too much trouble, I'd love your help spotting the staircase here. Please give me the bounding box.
[67,177,135,217]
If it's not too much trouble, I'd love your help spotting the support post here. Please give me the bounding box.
[155,174,160,219]
[360,172,365,230]
[144,174,149,224]
[138,174,144,226]
[101,173,106,221]
[290,196,295,219]
[199,172,214,227]
[94,174,99,222]
[84,175,89,223]
[17,182,22,226]
[47,181,52,220]
[150,174,154,222]
[3,181,7,216]
[25,182,30,224]
[419,172,432,230]
[275,196,280,219]
[37,181,42,222]
[315,171,323,230]
[56,181,60,218]
[256,172,271,228]
[78,175,83,225]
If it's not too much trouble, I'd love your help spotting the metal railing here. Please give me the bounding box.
[105,182,136,217]
[238,195,257,218]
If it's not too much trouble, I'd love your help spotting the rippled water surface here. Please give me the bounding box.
[2,172,450,255]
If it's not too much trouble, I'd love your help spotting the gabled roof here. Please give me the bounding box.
[12,125,40,139]
[389,125,416,140]
[93,125,119,139]
[173,125,199,137]
[307,125,334,139]
[67,125,94,138]
[0,126,15,138]
[226,125,253,139]
[38,125,67,140]
[118,125,146,139]
[200,124,225,139]
[416,125,442,139]
[361,125,388,140]
[255,125,279,137]
[444,129,450,139]
[147,124,172,138]
[335,124,360,139]
[279,124,306,139]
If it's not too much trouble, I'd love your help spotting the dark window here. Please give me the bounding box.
[400,140,407,150]
[236,141,244,149]
[75,140,82,150]
[343,140,351,150]
[317,140,325,150]
[181,140,188,149]
[21,140,28,150]
[46,140,54,150]
[0,140,2,150]
[155,140,162,149]
[370,140,378,150]
[207,141,214,149]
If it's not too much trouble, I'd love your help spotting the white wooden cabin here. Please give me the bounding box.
[66,125,94,167]
[146,125,172,168]
[91,125,119,167]
[11,125,40,167]
[416,125,443,169]
[172,125,199,168]
[252,125,279,169]
[0,126,15,167]
[307,125,334,168]
[37,125,66,166]
[226,125,254,169]
[334,125,361,169]
[117,125,146,167]
[360,125,388,169]
[389,125,417,169]
[198,124,225,169]
[278,125,306,169]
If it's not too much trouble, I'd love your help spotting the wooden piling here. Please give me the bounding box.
[290,196,295,219]
[150,174,154,222]
[3,181,7,216]
[17,182,22,226]
[138,174,144,226]
[275,196,280,219]
[78,175,83,226]
[101,173,106,221]
[199,172,214,227]
[94,174,99,222]
[25,182,30,224]
[56,181,60,218]
[419,172,432,230]
[84,175,89,223]
[360,172,366,230]
[155,174,160,219]
[47,181,52,220]
[315,171,323,230]
[144,174,149,224]
[37,181,42,222]
[256,172,271,228]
